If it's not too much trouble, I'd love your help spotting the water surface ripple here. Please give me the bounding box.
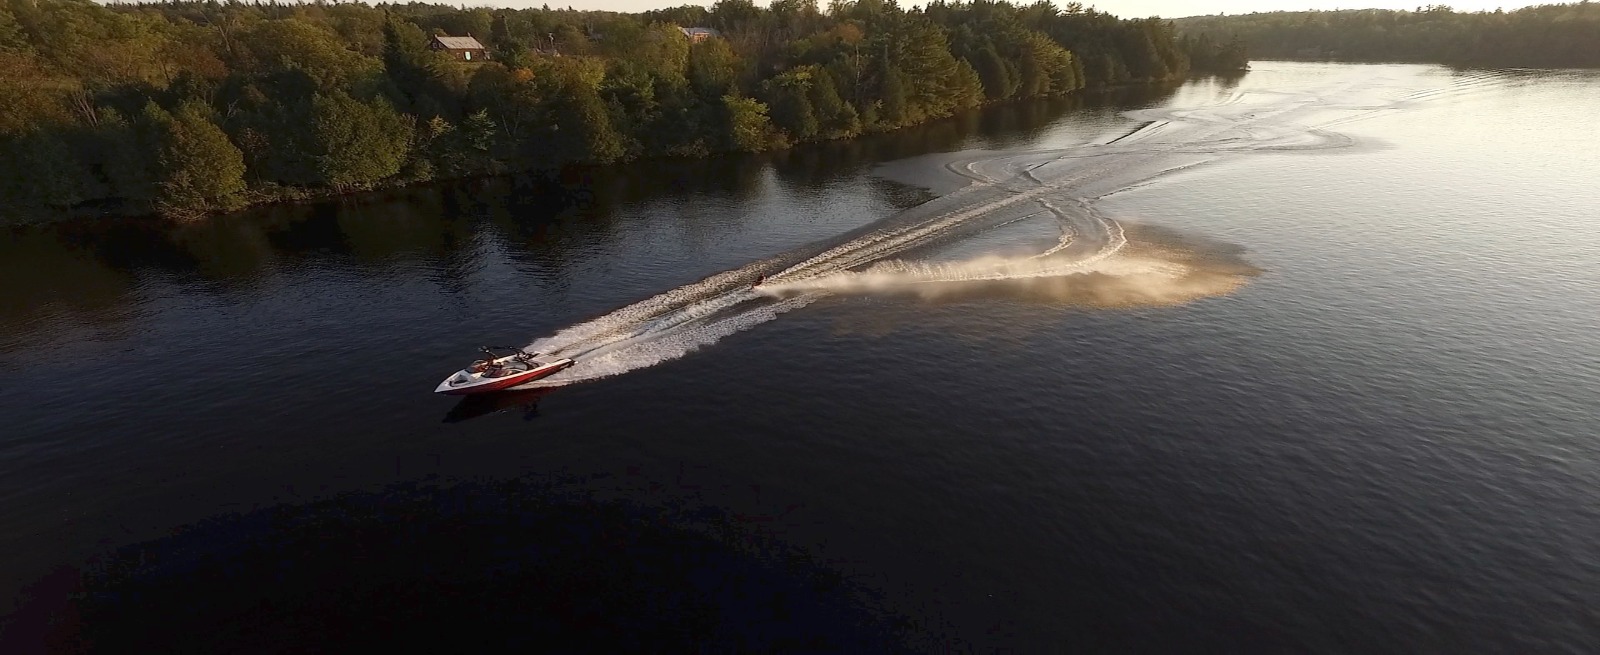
[2,63,1598,652]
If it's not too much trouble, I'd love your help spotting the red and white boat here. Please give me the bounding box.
[434,347,574,395]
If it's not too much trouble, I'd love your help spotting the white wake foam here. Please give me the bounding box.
[521,295,816,386]
[516,68,1495,385]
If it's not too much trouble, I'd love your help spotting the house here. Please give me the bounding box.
[679,27,721,43]
[429,34,488,62]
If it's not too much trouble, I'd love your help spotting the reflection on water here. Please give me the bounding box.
[9,64,1597,652]
[442,387,553,423]
[0,229,140,350]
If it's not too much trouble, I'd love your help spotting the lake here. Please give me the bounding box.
[2,62,1598,652]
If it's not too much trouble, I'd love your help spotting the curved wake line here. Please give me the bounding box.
[523,295,817,387]
[767,197,1130,293]
[523,177,1134,387]
[516,69,1496,386]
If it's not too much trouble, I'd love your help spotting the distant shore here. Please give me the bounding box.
[0,0,1243,225]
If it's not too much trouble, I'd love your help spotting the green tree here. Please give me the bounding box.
[97,107,159,206]
[721,94,772,152]
[971,46,1014,100]
[238,19,381,88]
[151,101,248,217]
[766,68,818,141]
[642,23,692,82]
[437,109,499,176]
[594,20,690,82]
[1174,5,1599,69]
[1025,31,1080,95]
[806,67,859,137]
[540,77,624,165]
[383,16,454,118]
[688,37,741,99]
[599,62,658,159]
[645,79,710,157]
[469,64,543,146]
[0,7,30,53]
[710,0,762,32]
[310,91,414,190]
[226,83,323,187]
[951,59,985,108]
[881,13,972,122]
[0,130,91,212]
[0,51,72,135]
[875,61,908,127]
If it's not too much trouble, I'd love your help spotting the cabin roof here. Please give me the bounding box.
[432,35,486,50]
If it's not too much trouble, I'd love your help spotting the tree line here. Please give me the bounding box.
[0,0,1235,222]
[1174,3,1600,69]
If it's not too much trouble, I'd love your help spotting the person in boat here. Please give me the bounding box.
[483,360,505,377]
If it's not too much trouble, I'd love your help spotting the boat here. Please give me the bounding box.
[434,347,574,395]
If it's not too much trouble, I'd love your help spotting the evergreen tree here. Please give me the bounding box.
[877,62,908,127]
[383,16,453,118]
[1025,31,1080,95]
[766,69,818,142]
[807,68,859,137]
[972,46,1013,100]
[599,62,659,159]
[951,59,985,108]
[884,13,973,122]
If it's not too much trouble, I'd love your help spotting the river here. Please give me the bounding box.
[2,62,1598,651]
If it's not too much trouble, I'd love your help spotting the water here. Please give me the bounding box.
[3,63,1599,651]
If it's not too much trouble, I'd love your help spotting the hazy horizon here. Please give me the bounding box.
[93,0,1558,19]
[449,0,1548,19]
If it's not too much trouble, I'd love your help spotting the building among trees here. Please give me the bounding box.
[679,27,720,43]
[428,34,488,61]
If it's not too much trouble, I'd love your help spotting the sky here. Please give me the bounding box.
[1069,1,1537,17]
[496,1,1545,19]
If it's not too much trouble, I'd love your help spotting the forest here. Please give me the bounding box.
[0,0,1247,222]
[1174,3,1600,68]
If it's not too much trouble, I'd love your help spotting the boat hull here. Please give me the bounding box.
[434,357,573,395]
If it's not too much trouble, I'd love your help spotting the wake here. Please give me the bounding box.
[518,66,1505,387]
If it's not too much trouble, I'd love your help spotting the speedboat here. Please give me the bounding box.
[434,347,574,395]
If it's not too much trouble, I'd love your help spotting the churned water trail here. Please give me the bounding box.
[522,69,1507,386]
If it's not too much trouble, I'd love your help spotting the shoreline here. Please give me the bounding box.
[4,78,1210,230]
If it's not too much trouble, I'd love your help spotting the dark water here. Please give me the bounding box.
[3,63,1599,652]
